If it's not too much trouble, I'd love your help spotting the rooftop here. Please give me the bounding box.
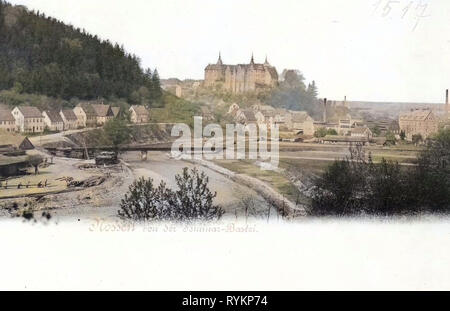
[44,110,63,123]
[91,104,113,117]
[0,109,15,122]
[61,109,78,121]
[130,105,149,116]
[351,127,371,134]
[399,109,434,121]
[0,132,34,150]
[15,106,42,118]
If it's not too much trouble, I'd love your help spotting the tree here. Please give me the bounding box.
[411,129,450,211]
[310,131,450,216]
[306,80,318,98]
[27,154,44,175]
[309,146,411,216]
[400,130,406,141]
[385,131,397,145]
[150,69,163,104]
[314,128,328,138]
[174,167,224,221]
[412,134,423,145]
[118,177,175,221]
[372,126,381,137]
[264,70,320,119]
[326,129,338,136]
[282,70,305,90]
[119,167,224,221]
[0,2,162,101]
[103,118,131,149]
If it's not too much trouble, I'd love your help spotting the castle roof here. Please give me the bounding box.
[205,54,278,78]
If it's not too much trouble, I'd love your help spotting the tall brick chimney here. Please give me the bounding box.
[323,98,327,123]
[446,89,449,111]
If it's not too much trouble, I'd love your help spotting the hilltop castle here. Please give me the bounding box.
[204,53,278,94]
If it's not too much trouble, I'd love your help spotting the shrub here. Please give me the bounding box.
[119,167,224,221]
[310,130,450,216]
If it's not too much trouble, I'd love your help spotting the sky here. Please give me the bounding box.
[8,0,450,103]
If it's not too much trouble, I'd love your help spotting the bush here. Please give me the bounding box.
[119,167,224,221]
[103,118,131,149]
[309,131,450,216]
[314,128,327,138]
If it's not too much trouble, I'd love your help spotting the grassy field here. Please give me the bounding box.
[213,159,307,204]
[212,142,422,209]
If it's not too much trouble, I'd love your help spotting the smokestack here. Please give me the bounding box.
[446,89,449,107]
[323,98,327,123]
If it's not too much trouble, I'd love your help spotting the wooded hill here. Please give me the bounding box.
[0,1,162,105]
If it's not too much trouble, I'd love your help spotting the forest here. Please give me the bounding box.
[0,1,162,105]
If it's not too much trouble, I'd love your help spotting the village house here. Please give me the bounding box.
[338,119,353,135]
[235,109,257,125]
[42,110,64,132]
[0,108,16,133]
[0,132,34,154]
[92,104,114,125]
[0,154,30,177]
[11,106,44,133]
[129,105,150,124]
[251,104,276,112]
[284,111,315,136]
[74,102,97,128]
[228,103,241,117]
[272,109,287,124]
[350,127,373,139]
[0,132,34,177]
[111,107,121,118]
[255,110,276,126]
[60,109,79,130]
[399,108,439,141]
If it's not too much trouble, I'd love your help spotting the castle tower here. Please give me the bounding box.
[264,55,269,65]
[217,52,223,65]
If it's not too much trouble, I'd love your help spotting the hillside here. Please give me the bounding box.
[0,1,161,104]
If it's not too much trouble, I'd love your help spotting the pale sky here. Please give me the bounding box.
[8,0,450,103]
